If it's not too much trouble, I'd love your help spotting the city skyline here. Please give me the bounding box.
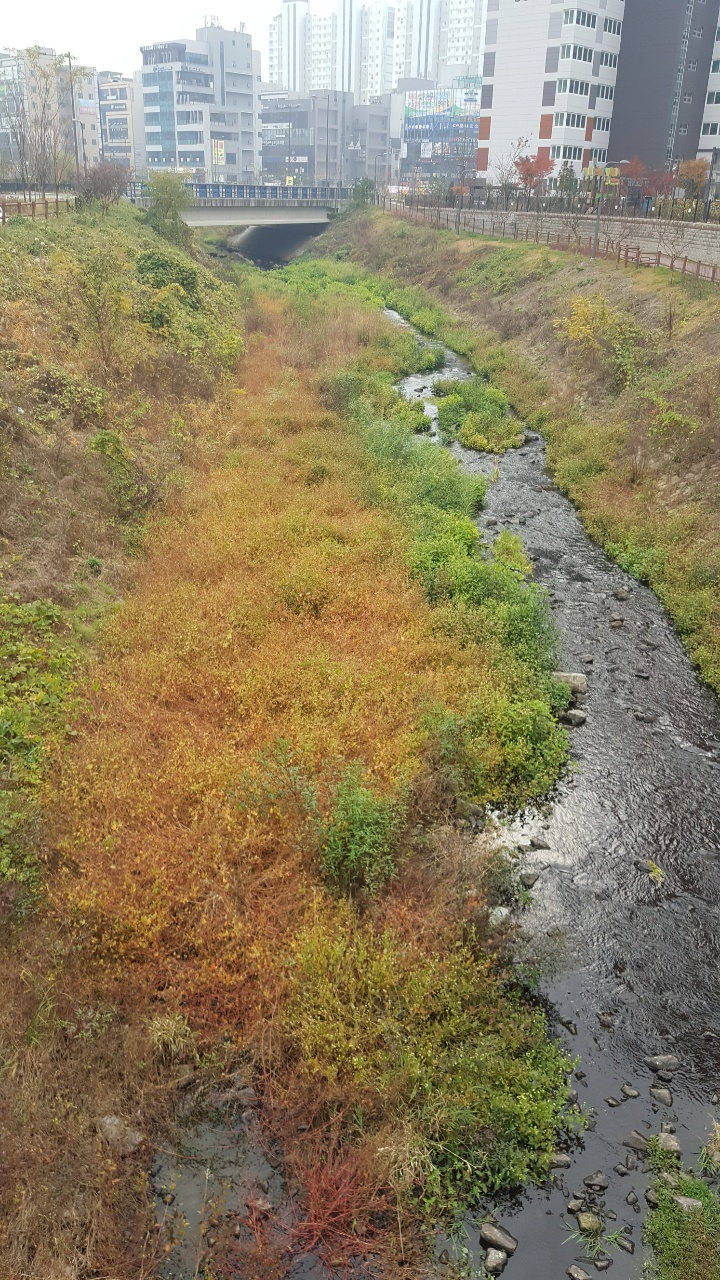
[1,0,297,79]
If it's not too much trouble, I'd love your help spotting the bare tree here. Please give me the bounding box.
[491,135,530,211]
[0,48,80,197]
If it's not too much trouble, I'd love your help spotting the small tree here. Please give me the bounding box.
[515,152,554,205]
[557,161,579,204]
[146,172,193,247]
[678,158,709,199]
[352,175,374,205]
[491,135,530,209]
[78,161,129,213]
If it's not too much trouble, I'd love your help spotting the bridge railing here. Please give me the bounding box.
[128,181,351,203]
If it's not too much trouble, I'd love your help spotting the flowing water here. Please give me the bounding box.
[391,308,720,1278]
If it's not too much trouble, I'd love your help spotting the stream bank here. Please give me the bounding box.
[394,309,720,1279]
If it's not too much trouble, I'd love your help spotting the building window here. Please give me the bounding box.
[563,9,597,28]
[678,124,689,134]
[594,116,611,132]
[688,59,698,70]
[708,90,720,102]
[560,43,594,62]
[596,83,614,99]
[600,51,618,67]
[692,27,703,37]
[555,111,587,127]
[557,78,590,95]
[604,17,622,34]
[702,120,719,134]
[712,59,720,72]
[684,92,693,101]
[590,147,607,162]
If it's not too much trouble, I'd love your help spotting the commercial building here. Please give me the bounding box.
[259,87,391,182]
[97,71,136,168]
[610,0,720,170]
[139,21,260,182]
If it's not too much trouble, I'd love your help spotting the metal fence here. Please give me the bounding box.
[384,199,720,285]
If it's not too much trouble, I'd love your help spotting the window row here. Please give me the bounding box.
[563,8,596,28]
[594,116,611,131]
[590,147,608,162]
[551,144,583,159]
[596,82,614,99]
[557,77,590,95]
[554,111,587,127]
[600,51,618,66]
[604,17,622,34]
[713,59,720,72]
[561,43,593,62]
[702,120,719,134]
[708,90,720,103]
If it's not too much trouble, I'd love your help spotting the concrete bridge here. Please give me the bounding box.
[130,182,352,227]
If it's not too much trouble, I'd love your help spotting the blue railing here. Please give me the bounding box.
[188,183,351,201]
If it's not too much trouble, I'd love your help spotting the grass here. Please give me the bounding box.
[307,209,720,696]
[645,1173,720,1280]
[0,208,574,1278]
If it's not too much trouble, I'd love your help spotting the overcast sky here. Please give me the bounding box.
[1,2,304,79]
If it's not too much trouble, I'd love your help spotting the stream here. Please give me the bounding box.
[392,308,720,1278]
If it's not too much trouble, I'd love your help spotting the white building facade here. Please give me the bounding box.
[698,23,720,168]
[139,23,260,182]
[476,0,624,182]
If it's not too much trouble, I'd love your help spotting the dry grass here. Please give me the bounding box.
[0,281,543,1278]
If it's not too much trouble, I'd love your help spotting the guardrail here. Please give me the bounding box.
[384,199,720,286]
[0,197,77,226]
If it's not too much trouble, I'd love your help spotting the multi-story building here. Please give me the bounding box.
[267,0,309,92]
[306,11,339,89]
[476,1,624,182]
[97,71,135,169]
[356,2,396,101]
[139,22,260,182]
[437,0,484,85]
[698,20,720,172]
[610,0,720,170]
[0,47,99,188]
[259,86,390,182]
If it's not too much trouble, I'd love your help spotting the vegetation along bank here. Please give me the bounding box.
[0,197,582,1278]
[307,208,720,696]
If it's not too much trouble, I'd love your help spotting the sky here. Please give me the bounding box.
[0,1,299,79]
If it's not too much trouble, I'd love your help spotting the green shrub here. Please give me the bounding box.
[318,765,403,894]
[136,248,201,309]
[284,911,572,1216]
[31,365,106,428]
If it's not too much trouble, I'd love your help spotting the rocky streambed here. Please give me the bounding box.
[394,309,720,1279]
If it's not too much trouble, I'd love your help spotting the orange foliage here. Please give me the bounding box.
[47,295,499,1038]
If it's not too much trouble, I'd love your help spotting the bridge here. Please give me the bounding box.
[129,182,353,227]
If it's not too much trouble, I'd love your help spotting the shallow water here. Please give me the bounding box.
[391,308,720,1279]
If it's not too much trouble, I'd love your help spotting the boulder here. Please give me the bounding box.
[488,906,511,929]
[561,709,587,727]
[484,1248,508,1275]
[643,1054,680,1072]
[650,1087,673,1107]
[479,1224,518,1256]
[567,1268,592,1280]
[577,1212,602,1235]
[549,1152,572,1169]
[621,1083,639,1099]
[583,1171,609,1192]
[673,1196,703,1213]
[554,672,588,695]
[657,1132,681,1155]
[98,1115,145,1157]
[623,1130,650,1154]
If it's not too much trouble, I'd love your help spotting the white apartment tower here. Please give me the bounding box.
[477,1,624,181]
[268,0,310,91]
[437,0,484,84]
[356,1,396,101]
[306,11,339,89]
[696,20,720,165]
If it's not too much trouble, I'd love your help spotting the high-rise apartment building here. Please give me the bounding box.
[356,1,396,101]
[270,0,309,92]
[306,11,339,89]
[97,71,136,169]
[477,1,624,181]
[698,21,720,164]
[437,0,483,85]
[610,0,720,169]
[139,22,260,181]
